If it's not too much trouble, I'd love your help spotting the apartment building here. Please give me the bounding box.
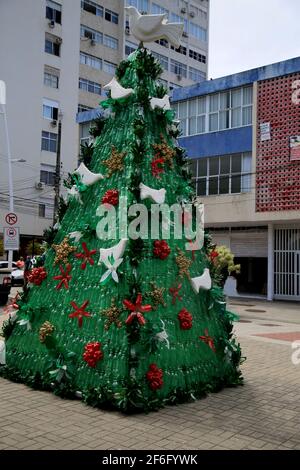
[0,0,209,253]
[171,57,300,301]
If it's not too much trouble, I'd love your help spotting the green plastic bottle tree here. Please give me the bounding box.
[0,37,243,412]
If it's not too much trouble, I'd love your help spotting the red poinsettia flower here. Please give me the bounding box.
[146,363,163,391]
[151,157,165,178]
[83,341,103,367]
[153,240,171,260]
[102,189,119,207]
[178,308,193,330]
[27,267,47,286]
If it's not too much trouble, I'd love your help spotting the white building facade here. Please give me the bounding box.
[0,0,209,254]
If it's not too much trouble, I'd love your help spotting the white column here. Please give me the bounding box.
[267,223,274,301]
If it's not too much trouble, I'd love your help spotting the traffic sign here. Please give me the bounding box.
[3,226,20,251]
[5,212,18,225]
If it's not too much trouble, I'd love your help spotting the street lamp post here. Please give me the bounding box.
[0,80,14,270]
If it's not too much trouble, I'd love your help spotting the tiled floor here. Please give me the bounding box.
[1,296,300,450]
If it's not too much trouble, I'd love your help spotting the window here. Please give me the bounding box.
[103,34,118,49]
[152,51,168,71]
[188,97,206,135]
[40,165,56,186]
[172,86,253,136]
[189,66,205,83]
[170,13,187,32]
[81,0,103,17]
[192,153,252,196]
[78,104,93,113]
[151,3,168,15]
[80,52,102,70]
[126,0,149,12]
[177,101,188,136]
[125,41,137,56]
[39,204,46,218]
[103,61,117,75]
[41,131,57,152]
[155,38,169,48]
[170,45,187,55]
[80,24,103,43]
[43,98,59,120]
[44,69,59,88]
[79,78,101,95]
[189,22,207,42]
[80,122,94,149]
[39,202,53,219]
[45,35,61,56]
[189,48,206,64]
[170,59,187,78]
[46,0,62,24]
[105,8,118,24]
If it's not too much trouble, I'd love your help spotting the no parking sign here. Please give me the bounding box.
[3,226,20,250]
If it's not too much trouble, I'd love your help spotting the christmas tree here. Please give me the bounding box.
[0,27,243,412]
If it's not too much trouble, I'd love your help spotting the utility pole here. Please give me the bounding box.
[53,118,62,225]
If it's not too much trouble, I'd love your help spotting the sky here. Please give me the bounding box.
[208,0,300,78]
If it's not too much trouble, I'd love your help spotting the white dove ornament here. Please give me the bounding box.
[74,162,104,186]
[103,77,133,100]
[125,6,184,48]
[139,183,166,204]
[98,239,128,263]
[191,268,212,293]
[150,94,171,111]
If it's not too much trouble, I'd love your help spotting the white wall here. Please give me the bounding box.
[0,0,81,236]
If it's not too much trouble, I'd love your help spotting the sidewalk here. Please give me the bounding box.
[228,297,300,324]
[0,293,300,450]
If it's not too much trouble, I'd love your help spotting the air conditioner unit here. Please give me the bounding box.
[49,20,55,28]
[125,26,130,35]
[90,38,96,46]
[55,37,62,44]
[35,182,45,190]
[177,74,182,81]
[181,7,186,14]
[51,120,57,127]
[189,11,195,17]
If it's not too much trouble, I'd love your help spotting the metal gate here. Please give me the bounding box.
[274,228,300,300]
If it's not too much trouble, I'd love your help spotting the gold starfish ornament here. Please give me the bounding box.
[175,248,192,280]
[52,237,76,265]
[103,146,126,177]
[101,298,123,330]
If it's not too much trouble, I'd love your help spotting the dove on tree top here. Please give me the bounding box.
[0,43,243,412]
[125,6,184,48]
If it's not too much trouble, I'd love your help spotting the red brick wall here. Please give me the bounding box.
[256,72,300,212]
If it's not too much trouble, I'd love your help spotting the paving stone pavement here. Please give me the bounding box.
[1,297,300,450]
